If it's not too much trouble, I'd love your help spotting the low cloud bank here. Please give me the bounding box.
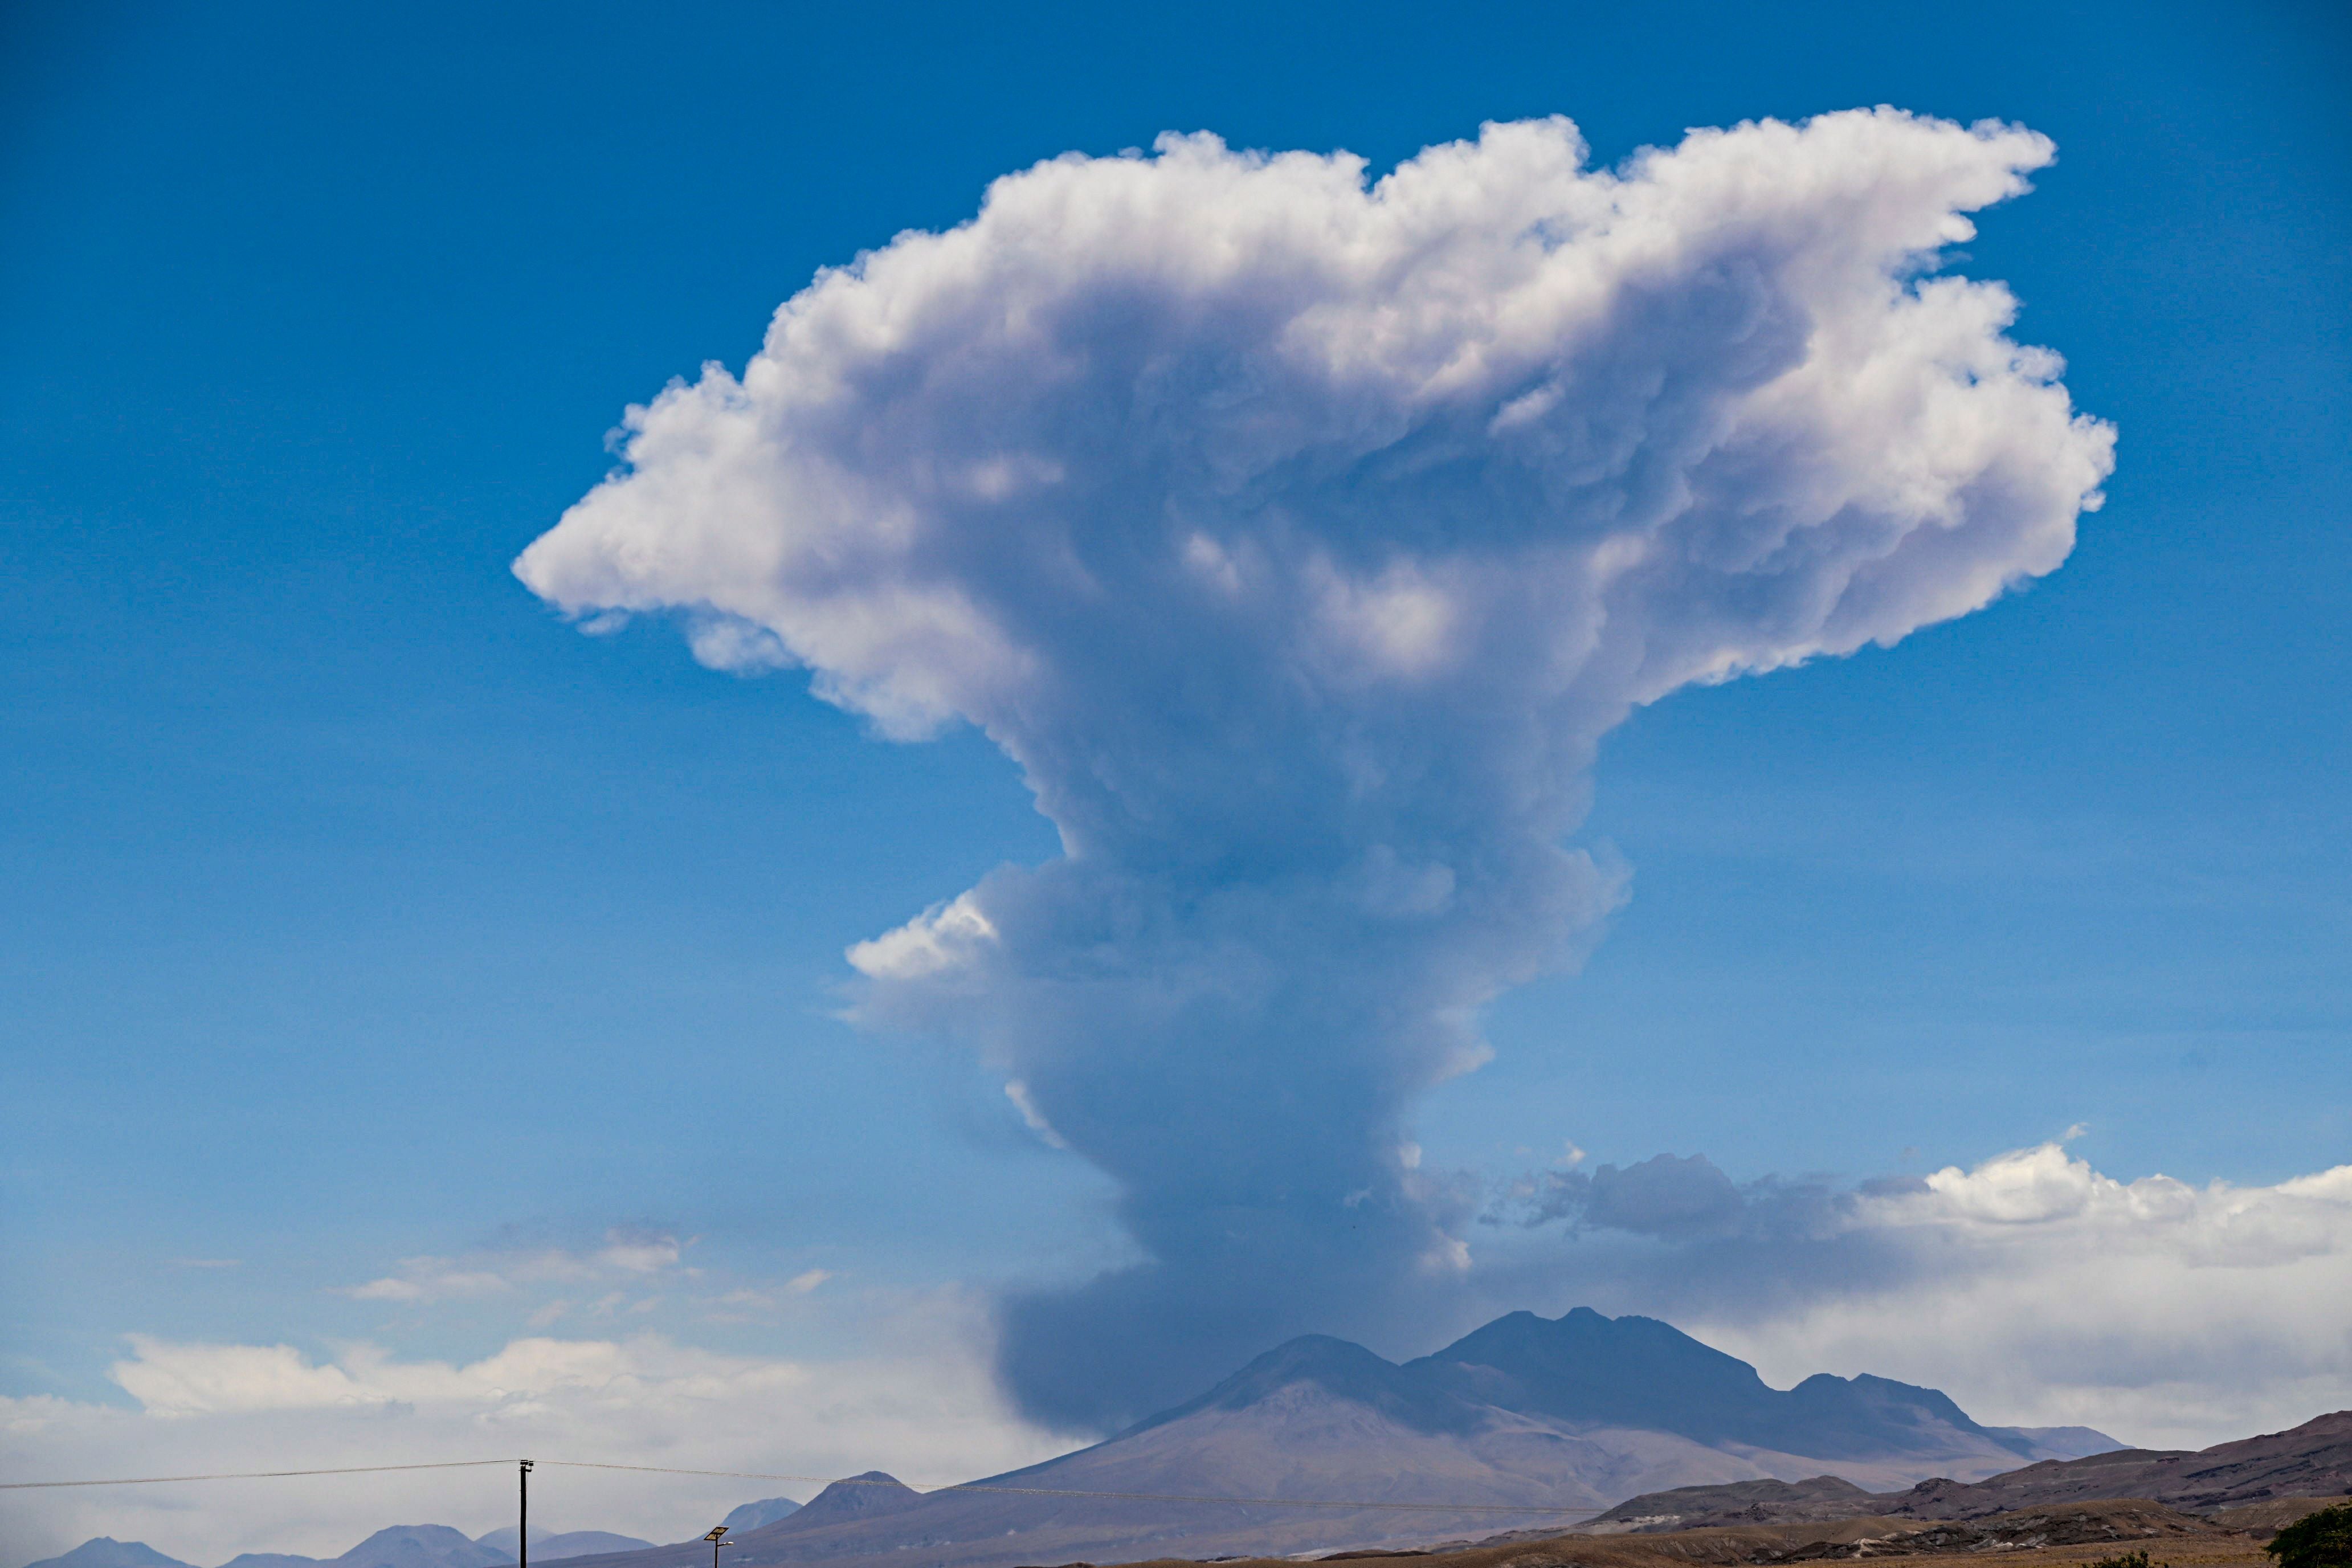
[1488,1141,2352,1448]
[0,1295,1066,1568]
[518,109,2113,1429]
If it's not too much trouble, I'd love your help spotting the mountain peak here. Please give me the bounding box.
[1414,1305,1775,1440]
[328,1524,513,1568]
[718,1497,803,1535]
[24,1541,197,1568]
[1210,1333,1403,1396]
[762,1471,926,1533]
[1116,1330,1486,1438]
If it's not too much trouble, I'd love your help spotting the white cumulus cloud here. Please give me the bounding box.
[1740,1146,2352,1446]
[1494,1141,2352,1450]
[0,1293,1070,1568]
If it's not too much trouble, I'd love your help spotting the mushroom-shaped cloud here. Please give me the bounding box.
[517,108,2113,1430]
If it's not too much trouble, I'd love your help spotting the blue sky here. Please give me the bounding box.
[2,1,2348,1559]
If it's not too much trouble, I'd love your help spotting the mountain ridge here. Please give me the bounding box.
[1879,1410,2352,1519]
[1406,1309,2036,1463]
[26,1523,656,1568]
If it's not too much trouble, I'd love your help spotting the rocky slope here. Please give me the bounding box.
[1876,1411,2352,1519]
[1585,1476,1885,1533]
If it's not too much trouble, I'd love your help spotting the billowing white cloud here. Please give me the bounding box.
[1491,1141,2352,1449]
[0,1294,1070,1568]
[1712,1145,2352,1448]
[517,110,2113,1428]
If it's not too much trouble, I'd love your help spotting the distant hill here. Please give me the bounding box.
[28,1521,656,1568]
[1867,1498,2269,1555]
[316,1526,510,1568]
[1579,1412,2352,1537]
[749,1472,925,1533]
[1586,1475,1883,1532]
[1990,1426,2128,1461]
[2209,1495,2352,1537]
[1879,1410,2352,1518]
[717,1501,801,1534]
[24,1541,197,1568]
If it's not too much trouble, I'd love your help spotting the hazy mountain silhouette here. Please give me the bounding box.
[316,1526,512,1568]
[750,1473,926,1533]
[28,1522,655,1568]
[717,1501,801,1534]
[24,1543,197,1568]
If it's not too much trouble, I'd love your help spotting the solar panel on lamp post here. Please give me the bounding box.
[704,1524,730,1568]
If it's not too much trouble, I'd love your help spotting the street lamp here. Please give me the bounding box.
[703,1526,730,1568]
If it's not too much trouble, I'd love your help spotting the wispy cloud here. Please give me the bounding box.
[330,1228,688,1304]
[695,1271,836,1325]
[336,1267,514,1303]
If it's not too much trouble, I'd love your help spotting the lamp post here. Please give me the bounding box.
[703,1525,730,1568]
[521,1462,534,1568]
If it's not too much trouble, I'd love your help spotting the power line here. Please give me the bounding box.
[0,1460,518,1491]
[0,1457,1603,1517]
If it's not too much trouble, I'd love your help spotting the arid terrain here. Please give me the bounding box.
[1108,1493,2351,1568]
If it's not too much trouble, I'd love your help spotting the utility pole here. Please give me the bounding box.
[521,1461,534,1568]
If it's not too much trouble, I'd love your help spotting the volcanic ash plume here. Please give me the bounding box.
[516,109,2114,1430]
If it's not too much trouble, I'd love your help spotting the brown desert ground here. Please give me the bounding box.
[1095,1494,2352,1568]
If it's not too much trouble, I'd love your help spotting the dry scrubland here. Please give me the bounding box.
[1104,1496,2352,1568]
